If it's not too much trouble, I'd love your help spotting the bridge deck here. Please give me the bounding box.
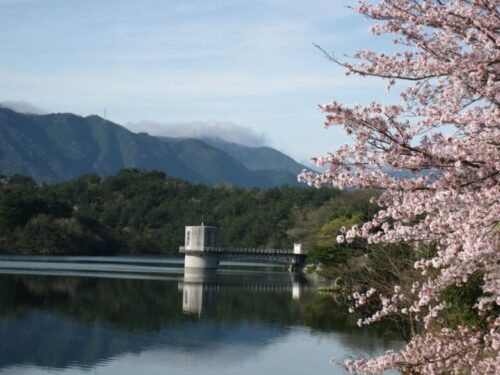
[180,246,302,256]
[179,246,306,265]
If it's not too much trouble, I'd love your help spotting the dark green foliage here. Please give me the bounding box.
[0,169,340,255]
[287,189,379,262]
[441,272,498,330]
[307,244,365,267]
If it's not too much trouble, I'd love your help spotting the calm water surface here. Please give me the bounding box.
[0,256,401,374]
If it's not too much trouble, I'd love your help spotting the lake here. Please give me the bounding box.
[0,256,401,374]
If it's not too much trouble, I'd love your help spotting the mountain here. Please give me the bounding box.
[0,108,304,188]
[161,137,274,186]
[201,137,307,174]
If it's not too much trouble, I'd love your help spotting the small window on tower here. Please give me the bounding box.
[207,230,214,247]
[186,231,191,246]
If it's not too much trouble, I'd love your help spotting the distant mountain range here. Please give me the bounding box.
[0,107,307,188]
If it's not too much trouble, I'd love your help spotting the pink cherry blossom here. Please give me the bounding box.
[300,1,500,373]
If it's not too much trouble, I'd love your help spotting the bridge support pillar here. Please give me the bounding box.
[184,254,219,269]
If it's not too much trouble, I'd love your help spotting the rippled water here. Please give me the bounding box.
[0,256,401,374]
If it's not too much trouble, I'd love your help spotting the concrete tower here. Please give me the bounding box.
[184,225,220,268]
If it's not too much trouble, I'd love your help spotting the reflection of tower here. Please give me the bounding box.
[182,282,203,315]
[178,269,312,316]
[179,269,217,315]
[292,282,301,300]
[291,273,307,301]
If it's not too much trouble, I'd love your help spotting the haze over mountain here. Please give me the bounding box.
[126,120,269,147]
[0,100,46,115]
[0,107,307,188]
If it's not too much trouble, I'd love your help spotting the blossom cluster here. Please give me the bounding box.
[300,1,500,373]
[343,319,500,374]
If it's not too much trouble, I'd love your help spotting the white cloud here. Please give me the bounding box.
[125,120,269,147]
[0,100,46,114]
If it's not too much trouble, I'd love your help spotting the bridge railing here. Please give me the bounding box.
[179,246,302,256]
[180,246,225,253]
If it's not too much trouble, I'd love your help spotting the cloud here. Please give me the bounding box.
[0,100,46,114]
[125,120,269,147]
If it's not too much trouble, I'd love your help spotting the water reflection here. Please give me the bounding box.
[179,269,310,315]
[180,269,217,315]
[0,257,402,374]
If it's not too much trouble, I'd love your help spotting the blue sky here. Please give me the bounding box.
[0,0,397,163]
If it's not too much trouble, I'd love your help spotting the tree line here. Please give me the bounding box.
[0,169,370,255]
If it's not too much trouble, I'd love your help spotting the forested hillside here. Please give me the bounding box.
[0,169,376,255]
[0,108,306,188]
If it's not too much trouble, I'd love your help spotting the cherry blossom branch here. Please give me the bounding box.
[302,1,500,373]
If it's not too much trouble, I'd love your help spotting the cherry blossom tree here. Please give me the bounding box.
[300,1,499,373]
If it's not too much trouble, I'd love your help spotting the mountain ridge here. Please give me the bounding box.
[201,137,306,174]
[0,107,306,188]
